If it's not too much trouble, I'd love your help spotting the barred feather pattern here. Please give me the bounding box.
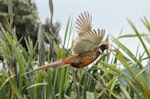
[80,29,105,44]
[76,11,92,36]
[72,11,105,54]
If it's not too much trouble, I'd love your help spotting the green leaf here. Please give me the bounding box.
[128,19,150,58]
[120,86,131,99]
[86,91,95,99]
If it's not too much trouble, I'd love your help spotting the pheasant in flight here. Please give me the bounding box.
[29,12,108,73]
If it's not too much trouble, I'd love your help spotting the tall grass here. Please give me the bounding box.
[0,17,150,99]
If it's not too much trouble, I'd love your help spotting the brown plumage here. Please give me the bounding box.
[26,12,108,73]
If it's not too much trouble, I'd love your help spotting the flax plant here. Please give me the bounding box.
[0,16,150,99]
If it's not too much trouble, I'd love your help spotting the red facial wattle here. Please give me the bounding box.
[104,45,108,49]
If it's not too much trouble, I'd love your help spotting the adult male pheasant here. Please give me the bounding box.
[29,12,108,73]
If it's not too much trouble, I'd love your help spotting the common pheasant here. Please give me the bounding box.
[28,12,108,73]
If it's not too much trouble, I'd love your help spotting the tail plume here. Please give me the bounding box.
[22,55,76,75]
[23,60,67,75]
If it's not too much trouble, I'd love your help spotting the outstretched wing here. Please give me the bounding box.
[72,12,105,54]
[76,11,92,36]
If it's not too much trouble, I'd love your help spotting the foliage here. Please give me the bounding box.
[0,0,150,98]
[0,15,150,99]
[0,0,38,47]
[0,0,61,61]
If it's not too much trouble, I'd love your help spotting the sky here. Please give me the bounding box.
[35,0,150,53]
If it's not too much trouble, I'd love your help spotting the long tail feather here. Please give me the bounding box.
[34,60,66,70]
[22,60,67,75]
[22,55,77,75]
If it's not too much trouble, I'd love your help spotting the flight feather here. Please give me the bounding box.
[72,12,105,54]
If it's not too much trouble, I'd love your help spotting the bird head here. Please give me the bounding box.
[99,44,108,52]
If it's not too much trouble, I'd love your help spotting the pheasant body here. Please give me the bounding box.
[70,49,101,68]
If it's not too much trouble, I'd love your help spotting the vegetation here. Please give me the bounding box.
[0,0,61,50]
[0,0,150,99]
[0,16,150,99]
[0,0,39,46]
